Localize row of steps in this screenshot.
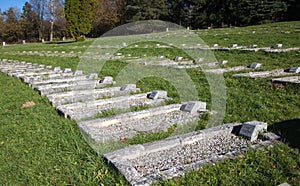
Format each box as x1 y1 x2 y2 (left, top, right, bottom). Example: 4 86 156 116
0 59 281 186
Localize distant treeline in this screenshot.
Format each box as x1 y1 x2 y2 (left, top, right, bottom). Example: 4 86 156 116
0 0 299 43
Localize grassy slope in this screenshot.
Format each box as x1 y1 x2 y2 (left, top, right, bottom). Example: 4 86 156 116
0 21 299 185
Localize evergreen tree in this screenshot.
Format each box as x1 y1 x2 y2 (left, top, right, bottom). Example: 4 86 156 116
20 2 39 41
3 8 22 43
65 0 96 41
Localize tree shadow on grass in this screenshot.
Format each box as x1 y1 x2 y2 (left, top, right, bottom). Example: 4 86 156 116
269 119 300 149
45 41 75 45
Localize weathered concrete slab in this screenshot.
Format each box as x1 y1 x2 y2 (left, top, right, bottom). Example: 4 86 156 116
47 85 140 106
30 74 100 88
272 76 300 85
78 104 204 143
104 122 279 186
36 80 112 96
56 92 168 121
202 66 247 74
233 68 292 78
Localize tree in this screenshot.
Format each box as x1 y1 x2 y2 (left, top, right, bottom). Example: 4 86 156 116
65 0 96 41
3 8 22 43
90 0 125 37
20 2 39 41
125 0 169 22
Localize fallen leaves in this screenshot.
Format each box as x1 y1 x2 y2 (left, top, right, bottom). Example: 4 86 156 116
21 101 36 108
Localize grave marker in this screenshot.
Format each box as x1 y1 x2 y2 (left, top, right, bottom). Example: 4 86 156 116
99 76 113 84
218 60 228 65
180 101 206 114
195 58 204 62
63 68 72 73
2 42 5 46
239 121 267 142
175 56 184 61
289 67 300 73
250 63 262 69
120 84 137 91
211 44 218 47
86 73 98 79
231 44 238 48
53 67 61 72
147 90 168 100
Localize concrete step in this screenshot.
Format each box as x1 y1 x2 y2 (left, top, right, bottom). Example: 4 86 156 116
56 92 168 121
46 85 140 106
104 122 279 186
78 103 203 144
35 80 111 96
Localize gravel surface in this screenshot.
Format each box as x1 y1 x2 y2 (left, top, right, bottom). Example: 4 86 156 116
130 132 253 176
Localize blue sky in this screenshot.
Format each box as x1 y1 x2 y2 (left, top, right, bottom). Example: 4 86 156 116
0 0 27 11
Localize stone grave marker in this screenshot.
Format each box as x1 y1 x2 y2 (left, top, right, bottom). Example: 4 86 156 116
147 90 168 100
211 44 218 47
73 70 83 76
180 101 206 114
122 42 127 47
289 66 300 73
218 60 228 65
63 68 72 73
195 58 204 62
274 43 283 48
86 73 98 79
2 42 5 46
239 121 267 142
99 76 113 84
157 56 164 59
231 44 238 48
250 44 258 48
175 56 184 61
120 84 137 91
23 40 26 44
250 63 262 69
53 67 61 72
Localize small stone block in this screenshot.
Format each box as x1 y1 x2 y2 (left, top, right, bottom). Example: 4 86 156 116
274 43 283 48
73 70 83 76
175 56 184 61
99 76 113 84
180 101 206 114
289 67 300 74
250 44 258 48
250 63 262 69
218 60 228 65
86 73 98 79
231 44 238 48
120 84 136 91
122 42 127 47
239 121 268 142
63 68 72 73
211 44 219 47
53 67 61 72
147 90 168 100
195 58 204 62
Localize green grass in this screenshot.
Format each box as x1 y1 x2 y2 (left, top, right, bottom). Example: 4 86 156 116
0 21 299 185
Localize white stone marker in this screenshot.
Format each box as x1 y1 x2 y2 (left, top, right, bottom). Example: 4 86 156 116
250 63 262 69
63 68 72 73
211 44 219 47
218 60 228 65
120 84 137 91
195 58 204 62
289 67 300 74
147 90 168 100
180 101 206 114
99 76 113 84
239 121 267 142
23 40 26 44
231 44 238 48
2 42 5 46
175 56 184 61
